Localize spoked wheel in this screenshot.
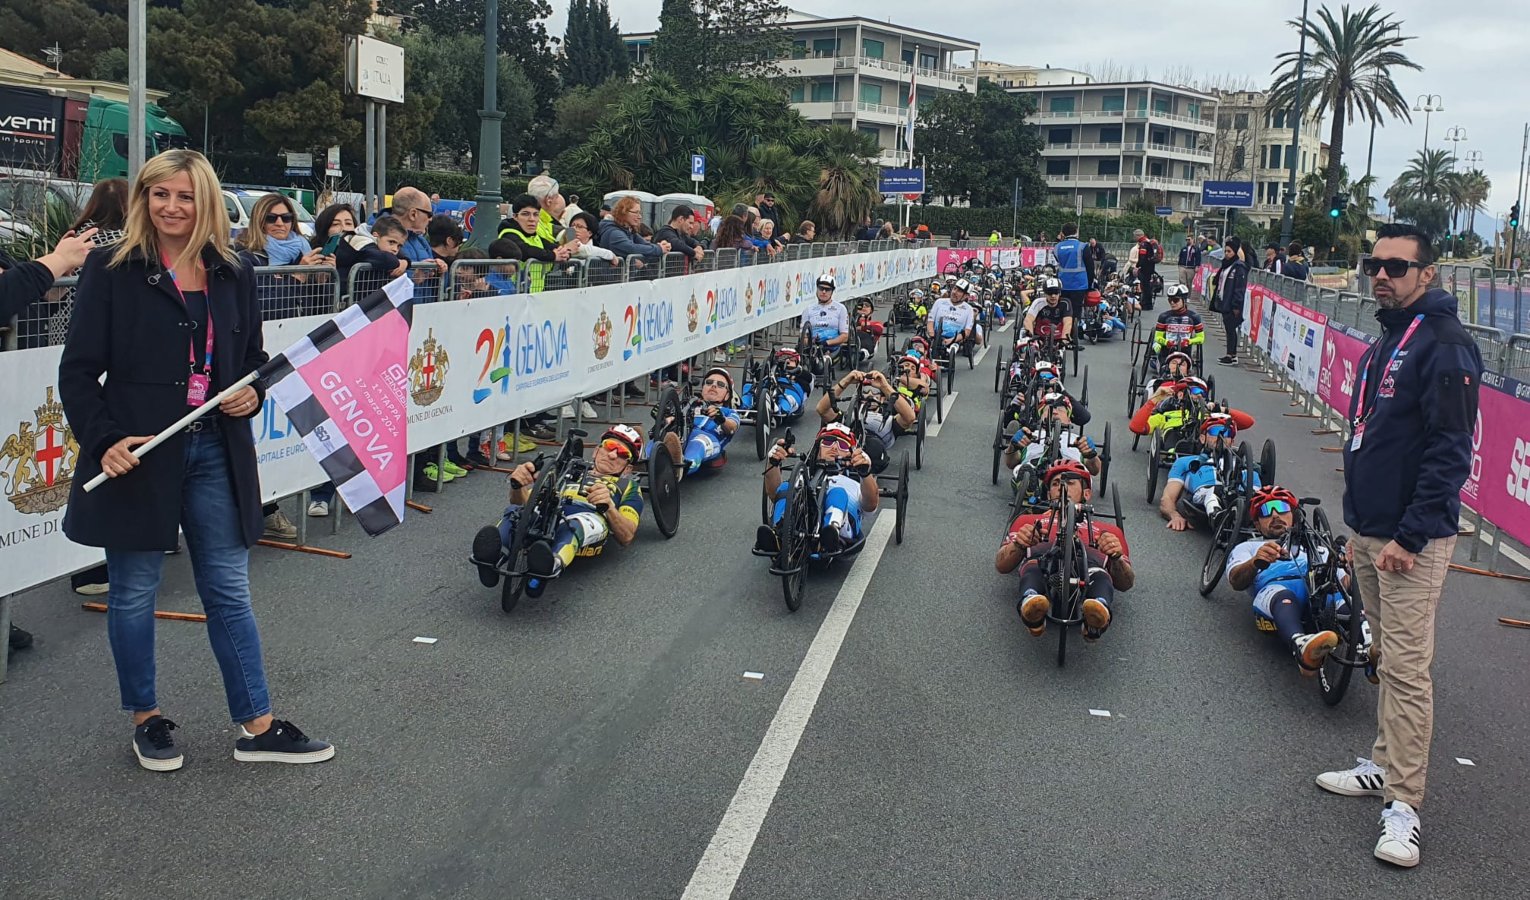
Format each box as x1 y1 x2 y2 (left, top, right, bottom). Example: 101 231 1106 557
1079 366 1089 408
1126 367 1141 417
650 386 684 448
1199 507 1240 597
1098 421 1112 492
503 468 553 613
934 373 945 423
991 417 1006 485
915 408 925 470
894 451 909 545
778 487 810 613
647 449 681 538
1260 438 1278 485
1056 500 1078 668
754 396 774 461
1145 432 1162 503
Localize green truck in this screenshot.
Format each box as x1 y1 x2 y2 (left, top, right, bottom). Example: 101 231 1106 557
0 86 189 181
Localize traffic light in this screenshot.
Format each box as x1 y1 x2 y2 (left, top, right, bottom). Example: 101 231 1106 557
1511 202 1522 229
1329 194 1347 219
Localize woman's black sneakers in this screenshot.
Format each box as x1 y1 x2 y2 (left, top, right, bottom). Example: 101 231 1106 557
234 719 336 764
133 715 184 772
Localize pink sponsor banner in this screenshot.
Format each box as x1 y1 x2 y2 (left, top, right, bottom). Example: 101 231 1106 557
1245 284 1264 347
1461 373 1530 549
297 310 411 498
1316 322 1373 417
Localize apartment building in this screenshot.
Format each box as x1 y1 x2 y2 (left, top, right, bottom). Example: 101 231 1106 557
1000 78 1219 213
971 61 1093 88
1211 89 1326 227
624 11 980 168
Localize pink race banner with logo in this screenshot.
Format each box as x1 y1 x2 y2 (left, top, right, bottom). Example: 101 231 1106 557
1461 372 1530 549
1315 322 1373 417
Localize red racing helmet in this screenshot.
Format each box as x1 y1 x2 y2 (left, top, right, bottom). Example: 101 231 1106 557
1043 459 1092 487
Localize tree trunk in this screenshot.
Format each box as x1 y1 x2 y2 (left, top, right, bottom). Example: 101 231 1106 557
1325 93 1346 203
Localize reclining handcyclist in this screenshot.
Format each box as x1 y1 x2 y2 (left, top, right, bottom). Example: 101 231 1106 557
997 460 1134 642
1129 375 1253 436
472 424 644 598
1160 413 1260 531
741 347 813 418
1226 486 1369 677
1151 284 1204 364
927 277 976 355
1001 360 1093 427
893 353 933 409
1004 391 1101 482
800 272 850 372
660 366 740 479
1023 277 1073 342
756 422 879 555
851 297 884 362
817 368 916 473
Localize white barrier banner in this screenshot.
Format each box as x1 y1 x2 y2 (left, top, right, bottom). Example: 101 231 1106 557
0 248 935 596
1267 296 1326 395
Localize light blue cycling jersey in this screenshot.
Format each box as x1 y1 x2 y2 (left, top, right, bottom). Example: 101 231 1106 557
801 300 849 343
1166 453 1263 495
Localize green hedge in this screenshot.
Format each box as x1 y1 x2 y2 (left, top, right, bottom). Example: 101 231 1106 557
874 204 1172 243
386 170 529 201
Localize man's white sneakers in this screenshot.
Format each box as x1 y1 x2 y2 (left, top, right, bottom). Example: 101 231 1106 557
1375 801 1422 867
1316 757 1386 797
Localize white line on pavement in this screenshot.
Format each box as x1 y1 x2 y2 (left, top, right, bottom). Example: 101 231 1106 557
926 393 958 438
681 511 897 900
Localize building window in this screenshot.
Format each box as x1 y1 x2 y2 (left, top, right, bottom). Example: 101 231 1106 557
813 38 836 57
1218 113 1232 129
860 83 883 105
790 84 805 103
1048 127 1073 145
1233 146 1246 169
1183 164 1194 180
862 39 884 59
1151 129 1168 145
1233 113 1249 130
1273 110 1286 129
1049 96 1075 114
1149 161 1165 177
1301 150 1307 172
1269 144 1282 169
1101 95 1125 112
1187 102 1199 118
792 40 807 59
811 81 835 103
1098 159 1120 176
1095 190 1118 208
1259 145 1267 168
1098 125 1122 143
858 126 881 141
1154 97 1171 114
920 53 937 70
1046 160 1071 176
902 48 915 66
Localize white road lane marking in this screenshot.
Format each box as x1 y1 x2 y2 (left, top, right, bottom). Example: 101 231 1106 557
1089 709 1112 718
926 393 958 438
681 512 897 900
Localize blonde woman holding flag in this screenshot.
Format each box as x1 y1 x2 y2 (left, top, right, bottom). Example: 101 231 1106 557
58 149 334 773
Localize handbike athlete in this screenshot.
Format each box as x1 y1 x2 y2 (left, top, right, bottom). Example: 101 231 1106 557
927 277 976 355
660 366 740 479
1225 486 1369 677
1004 391 1100 483
1023 277 1074 342
817 368 916 473
741 347 814 418
755 423 879 555
1150 284 1205 363
1160 413 1259 531
997 460 1134 642
472 424 645 598
800 273 850 374
1129 375 1253 437
850 297 885 362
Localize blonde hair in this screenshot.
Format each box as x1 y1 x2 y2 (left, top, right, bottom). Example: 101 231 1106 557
111 149 236 275
236 193 298 257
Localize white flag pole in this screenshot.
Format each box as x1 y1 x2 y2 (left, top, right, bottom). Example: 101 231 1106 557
82 370 261 493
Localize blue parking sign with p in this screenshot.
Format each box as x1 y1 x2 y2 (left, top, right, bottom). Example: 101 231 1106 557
691 154 705 181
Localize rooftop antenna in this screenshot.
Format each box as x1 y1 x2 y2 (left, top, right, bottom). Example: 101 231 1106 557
42 43 63 73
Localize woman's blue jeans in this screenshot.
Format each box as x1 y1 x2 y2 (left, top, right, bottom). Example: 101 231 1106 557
105 426 271 723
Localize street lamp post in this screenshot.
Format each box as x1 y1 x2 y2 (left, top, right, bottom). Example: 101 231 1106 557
1279 0 1309 247
1413 94 1443 154
470 0 506 250
1443 126 1467 256
128 0 146 181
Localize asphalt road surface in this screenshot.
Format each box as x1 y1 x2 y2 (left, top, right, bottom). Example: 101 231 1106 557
3 291 1527 900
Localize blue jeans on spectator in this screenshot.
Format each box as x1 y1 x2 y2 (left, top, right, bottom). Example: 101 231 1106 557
311 483 335 504
105 427 271 723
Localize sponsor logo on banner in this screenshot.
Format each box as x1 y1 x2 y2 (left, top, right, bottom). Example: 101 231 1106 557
474 317 514 403
744 283 753 316
706 286 740 334
408 328 449 407
686 293 699 333
2 387 75 516
516 317 571 388
621 300 673 360
593 307 614 360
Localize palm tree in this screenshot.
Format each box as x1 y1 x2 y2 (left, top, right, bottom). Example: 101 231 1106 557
1456 169 1491 237
1267 4 1421 204
810 153 879 239
1387 148 1456 208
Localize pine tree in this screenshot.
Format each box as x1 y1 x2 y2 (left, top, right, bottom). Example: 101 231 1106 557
561 0 630 89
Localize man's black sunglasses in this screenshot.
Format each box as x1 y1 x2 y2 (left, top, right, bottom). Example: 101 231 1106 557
1362 257 1426 278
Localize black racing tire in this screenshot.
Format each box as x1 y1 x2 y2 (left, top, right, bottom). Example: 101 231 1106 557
1099 421 1112 493
754 394 773 461
934 373 944 423
1260 438 1278 485
915 407 925 471
1199 509 1238 597
648 448 680 539
1126 367 1140 418
503 467 553 613
779 484 810 613
994 346 1005 394
992 417 1006 485
1056 498 1077 668
895 451 909 545
1146 432 1162 504
1080 366 1089 408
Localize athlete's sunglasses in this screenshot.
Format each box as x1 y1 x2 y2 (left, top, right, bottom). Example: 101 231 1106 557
1186 385 1207 396
1205 425 1233 438
702 378 730 389
821 437 853 453
600 438 634 460
1362 257 1425 278
1257 499 1292 517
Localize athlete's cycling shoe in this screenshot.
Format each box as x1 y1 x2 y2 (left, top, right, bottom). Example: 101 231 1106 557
1316 757 1387 797
1294 630 1339 676
471 526 503 588
527 540 559 579
1018 592 1049 636
754 525 778 554
662 432 685 469
1375 800 1422 868
1081 598 1111 642
818 526 842 554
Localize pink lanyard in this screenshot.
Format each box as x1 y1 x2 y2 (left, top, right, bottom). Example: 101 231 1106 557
1353 314 1423 425
163 252 213 377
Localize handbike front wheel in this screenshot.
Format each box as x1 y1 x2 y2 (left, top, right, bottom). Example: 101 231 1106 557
1199 509 1238 597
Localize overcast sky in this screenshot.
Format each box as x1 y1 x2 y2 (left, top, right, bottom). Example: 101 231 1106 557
555 1 1525 232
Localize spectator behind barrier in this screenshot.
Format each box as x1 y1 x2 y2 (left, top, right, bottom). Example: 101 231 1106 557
566 212 619 267
713 215 755 258
789 220 816 244
654 206 705 263
335 215 407 297
70 178 129 247
598 197 669 262
427 214 464 264
390 186 448 288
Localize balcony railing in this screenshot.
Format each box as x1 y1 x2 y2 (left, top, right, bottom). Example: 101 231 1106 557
1042 141 1124 153
834 100 908 118
1122 142 1213 159
832 55 977 87
1121 174 1204 189
1035 109 1126 120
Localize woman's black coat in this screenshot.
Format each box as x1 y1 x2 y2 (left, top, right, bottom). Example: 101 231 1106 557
1213 258 1249 323
58 248 268 551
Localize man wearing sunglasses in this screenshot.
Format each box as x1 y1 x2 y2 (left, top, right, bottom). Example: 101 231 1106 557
817 369 916 474
998 460 1133 642
1225 485 1358 676
1129 375 1253 437
741 348 813 419
1319 222 1482 869
1159 413 1257 531
927 278 977 352
801 273 850 361
756 423 878 554
471 424 645 599
1150 284 1204 362
1022 277 1073 344
1003 391 1100 485
660 367 740 479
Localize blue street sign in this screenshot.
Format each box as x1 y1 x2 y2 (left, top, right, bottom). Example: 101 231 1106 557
878 167 926 194
1154 206 1174 216
690 154 706 182
1200 181 1255 208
